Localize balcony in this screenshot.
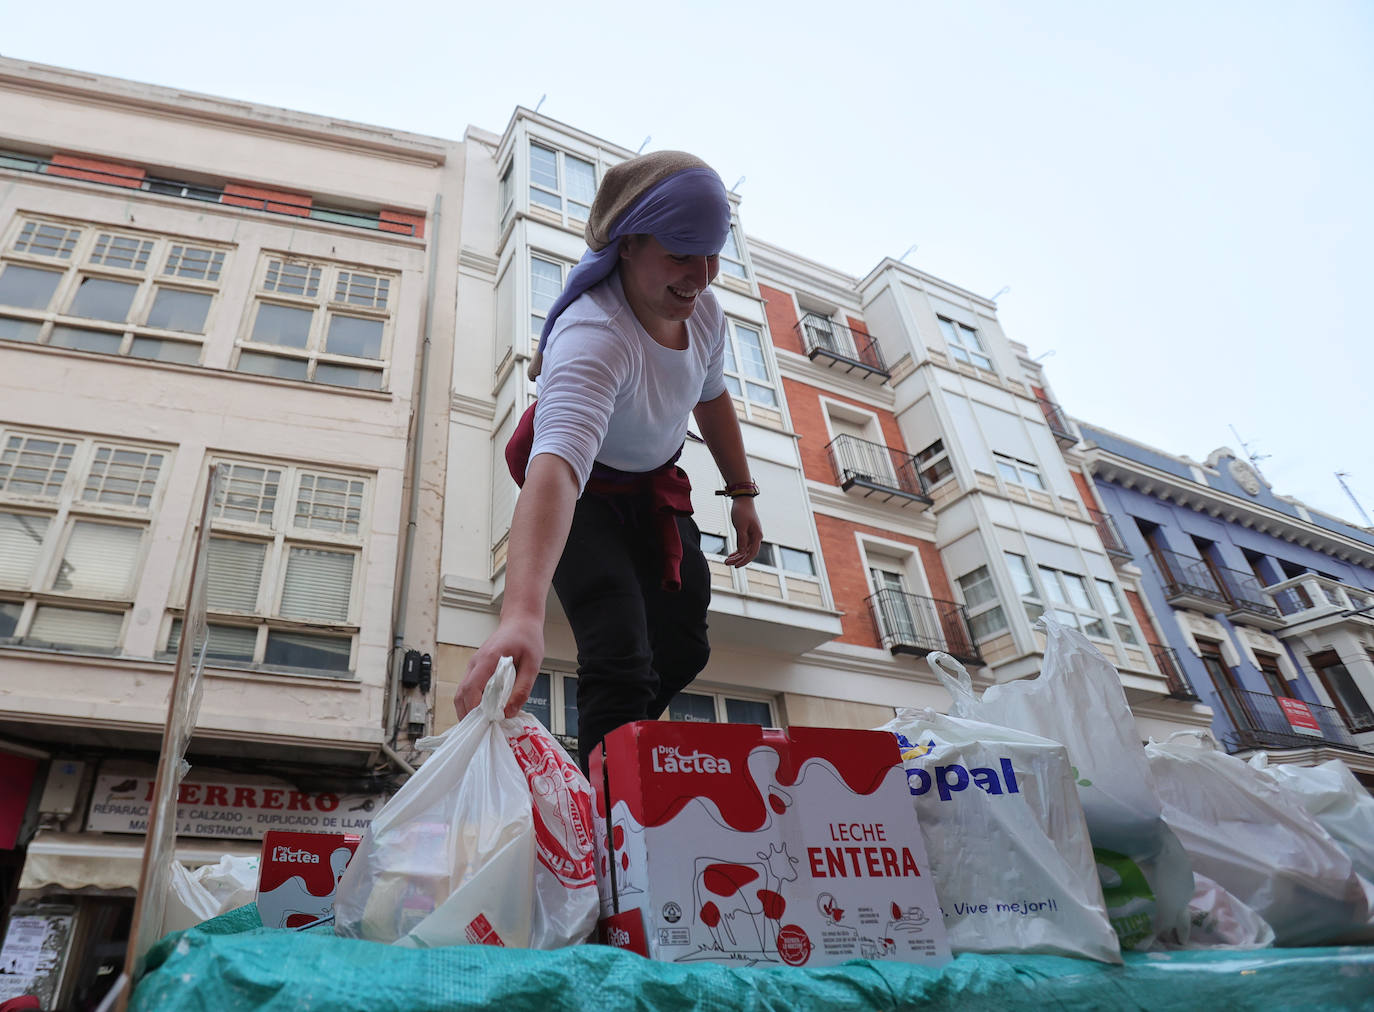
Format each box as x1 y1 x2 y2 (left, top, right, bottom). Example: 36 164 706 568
826 434 932 508
1151 644 1198 700
1087 508 1132 562
1036 397 1076 448
866 589 983 666
1148 550 1229 612
1226 690 1367 754
1212 565 1285 630
1267 574 1374 636
796 314 890 382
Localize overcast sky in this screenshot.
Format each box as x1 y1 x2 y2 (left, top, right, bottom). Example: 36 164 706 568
6 0 1371 524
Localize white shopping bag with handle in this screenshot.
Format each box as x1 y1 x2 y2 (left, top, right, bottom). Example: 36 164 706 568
333 657 598 949
929 617 1194 950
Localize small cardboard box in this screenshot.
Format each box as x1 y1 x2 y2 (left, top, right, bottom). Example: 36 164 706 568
257 830 361 929
591 722 950 968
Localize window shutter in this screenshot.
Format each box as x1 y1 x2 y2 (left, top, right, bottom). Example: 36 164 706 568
206 538 267 611
51 521 142 597
279 547 354 621
28 607 122 649
0 511 51 587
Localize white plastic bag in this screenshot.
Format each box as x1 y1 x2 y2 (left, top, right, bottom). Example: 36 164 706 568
1155 872 1275 950
161 854 259 936
1249 755 1374 882
333 657 598 949
930 618 1194 950
876 707 1121 962
1147 732 1374 946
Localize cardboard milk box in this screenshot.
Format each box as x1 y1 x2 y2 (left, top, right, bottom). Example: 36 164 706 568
591 721 950 968
257 830 361 929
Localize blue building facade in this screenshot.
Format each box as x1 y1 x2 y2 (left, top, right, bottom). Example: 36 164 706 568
1078 424 1374 778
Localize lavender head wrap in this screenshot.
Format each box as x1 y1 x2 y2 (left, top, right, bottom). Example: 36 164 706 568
527 150 731 379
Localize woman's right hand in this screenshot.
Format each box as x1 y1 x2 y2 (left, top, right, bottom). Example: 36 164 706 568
455 613 546 720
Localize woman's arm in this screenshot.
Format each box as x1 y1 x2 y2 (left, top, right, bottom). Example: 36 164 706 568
455 452 579 719
693 391 763 567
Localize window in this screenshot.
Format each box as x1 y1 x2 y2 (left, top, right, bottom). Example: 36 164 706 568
165 459 371 675
667 689 775 726
717 225 748 280
528 142 597 223
937 316 993 370
752 542 816 576
723 318 778 413
529 253 569 345
0 428 167 652
1308 651 1374 733
993 453 1045 491
523 669 581 751
1198 640 1252 732
1004 552 1042 623
236 255 395 389
1094 578 1139 644
498 159 515 234
1038 565 1107 637
699 532 728 557
1254 653 1291 698
956 565 1007 641
915 439 953 487
0 217 230 362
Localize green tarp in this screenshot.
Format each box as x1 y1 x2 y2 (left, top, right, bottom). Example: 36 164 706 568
132 906 1374 1011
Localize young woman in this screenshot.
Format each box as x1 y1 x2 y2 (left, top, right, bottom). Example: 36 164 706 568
455 150 762 768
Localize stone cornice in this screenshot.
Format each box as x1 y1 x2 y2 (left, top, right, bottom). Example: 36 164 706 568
1083 444 1374 567
450 392 496 421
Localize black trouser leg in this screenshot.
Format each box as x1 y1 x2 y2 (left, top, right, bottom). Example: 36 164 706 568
552 495 710 772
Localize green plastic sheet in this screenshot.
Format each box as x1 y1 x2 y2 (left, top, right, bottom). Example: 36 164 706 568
132 905 1374 1012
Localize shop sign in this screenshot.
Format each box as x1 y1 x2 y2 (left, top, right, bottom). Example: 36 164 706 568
85 773 385 840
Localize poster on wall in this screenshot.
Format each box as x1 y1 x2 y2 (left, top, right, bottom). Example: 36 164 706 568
86 771 386 841
1277 697 1323 737
0 909 74 1006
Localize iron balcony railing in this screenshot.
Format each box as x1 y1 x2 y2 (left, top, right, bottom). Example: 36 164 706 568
1212 564 1282 624
1227 690 1366 753
796 313 890 380
1087 507 1132 561
826 434 931 507
1148 549 1229 609
0 148 419 236
1151 644 1198 700
1036 397 1076 447
867 589 983 665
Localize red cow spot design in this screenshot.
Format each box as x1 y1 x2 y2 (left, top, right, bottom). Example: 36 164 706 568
768 792 787 815
700 901 721 928
757 889 785 921
612 825 625 848
891 902 902 920
703 863 760 897
620 852 630 871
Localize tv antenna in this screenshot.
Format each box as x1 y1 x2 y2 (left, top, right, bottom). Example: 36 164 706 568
1335 472 1373 527
898 244 919 262
1228 424 1270 479
534 94 547 114
636 136 652 154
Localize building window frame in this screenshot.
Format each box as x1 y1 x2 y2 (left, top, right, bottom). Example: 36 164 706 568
937 316 994 371
0 215 231 364
528 251 572 350
914 438 953 487
523 667 581 751
717 224 749 280
163 457 373 676
722 317 780 420
956 564 1008 642
0 427 170 653
234 254 396 391
666 687 777 726
527 140 598 227
993 452 1046 491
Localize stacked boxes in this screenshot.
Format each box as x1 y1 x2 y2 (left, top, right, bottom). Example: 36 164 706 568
591 722 950 968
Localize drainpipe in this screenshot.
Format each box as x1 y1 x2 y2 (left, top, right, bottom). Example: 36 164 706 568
387 192 442 755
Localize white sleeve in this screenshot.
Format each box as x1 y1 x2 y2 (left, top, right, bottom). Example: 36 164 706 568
530 319 635 493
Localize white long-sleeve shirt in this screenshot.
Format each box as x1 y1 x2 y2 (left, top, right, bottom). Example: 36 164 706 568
531 270 727 493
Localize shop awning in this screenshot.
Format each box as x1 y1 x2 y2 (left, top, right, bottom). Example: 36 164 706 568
19 831 261 892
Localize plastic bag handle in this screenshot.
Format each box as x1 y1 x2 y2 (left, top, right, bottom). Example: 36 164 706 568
928 651 979 712
413 656 519 752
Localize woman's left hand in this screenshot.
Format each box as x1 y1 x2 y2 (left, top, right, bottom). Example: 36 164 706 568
725 496 763 567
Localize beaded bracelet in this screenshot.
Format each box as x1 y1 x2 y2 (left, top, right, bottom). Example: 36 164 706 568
715 481 760 499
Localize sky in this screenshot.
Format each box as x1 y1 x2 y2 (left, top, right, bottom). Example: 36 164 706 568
5 0 1371 523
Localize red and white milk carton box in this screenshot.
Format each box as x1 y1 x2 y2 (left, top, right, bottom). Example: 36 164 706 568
590 722 950 968
257 831 361 929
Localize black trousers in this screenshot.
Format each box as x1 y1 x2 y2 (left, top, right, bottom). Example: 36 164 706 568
551 491 711 772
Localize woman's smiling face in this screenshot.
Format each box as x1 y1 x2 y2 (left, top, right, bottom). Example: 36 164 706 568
618 234 720 339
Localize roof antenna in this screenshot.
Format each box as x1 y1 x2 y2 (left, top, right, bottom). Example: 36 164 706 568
731 175 746 192
534 94 547 114
1335 471 1374 527
991 285 1010 302
636 135 652 154
1228 424 1270 480
898 244 919 262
